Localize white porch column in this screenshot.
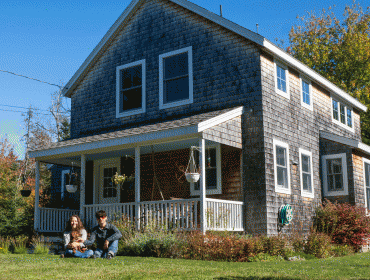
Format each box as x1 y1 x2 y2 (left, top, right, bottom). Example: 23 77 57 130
80 154 86 222
34 160 40 232
199 138 206 234
135 146 140 230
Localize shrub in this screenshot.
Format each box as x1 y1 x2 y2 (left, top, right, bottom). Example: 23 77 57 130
11 235 29 254
261 235 287 256
331 244 354 257
314 199 370 251
31 236 50 255
0 237 11 254
304 231 332 258
290 233 306 253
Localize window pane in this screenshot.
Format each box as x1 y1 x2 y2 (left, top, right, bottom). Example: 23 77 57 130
340 104 346 124
334 174 343 190
332 100 339 120
277 65 286 92
301 154 310 173
332 159 342 174
277 166 287 188
366 163 370 187
303 173 312 192
164 76 189 103
276 146 286 166
164 53 188 80
121 87 142 112
302 80 310 105
121 66 142 89
206 148 216 168
206 168 217 189
328 175 334 191
347 108 352 127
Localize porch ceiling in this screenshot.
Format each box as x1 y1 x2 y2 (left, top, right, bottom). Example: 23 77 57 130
29 106 243 164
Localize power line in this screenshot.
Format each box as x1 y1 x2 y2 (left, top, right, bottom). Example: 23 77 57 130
0 108 52 116
0 69 62 88
0 104 50 112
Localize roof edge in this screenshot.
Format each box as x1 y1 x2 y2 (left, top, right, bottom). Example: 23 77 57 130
320 131 370 155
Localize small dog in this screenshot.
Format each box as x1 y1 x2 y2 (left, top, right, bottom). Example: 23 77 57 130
69 231 87 253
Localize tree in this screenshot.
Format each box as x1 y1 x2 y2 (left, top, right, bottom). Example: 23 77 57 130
289 1 370 143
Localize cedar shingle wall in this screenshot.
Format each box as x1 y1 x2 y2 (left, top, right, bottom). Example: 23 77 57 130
260 52 361 235
203 116 242 148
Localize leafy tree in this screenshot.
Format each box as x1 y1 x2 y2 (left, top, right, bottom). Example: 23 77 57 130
289 1 370 143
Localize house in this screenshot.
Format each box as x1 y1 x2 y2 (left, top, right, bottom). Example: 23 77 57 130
29 0 370 236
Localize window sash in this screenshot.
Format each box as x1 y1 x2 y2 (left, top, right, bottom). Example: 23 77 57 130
302 80 310 105
301 154 312 192
103 167 117 198
276 145 288 188
119 65 143 113
340 104 346 124
347 108 352 128
332 100 339 120
326 158 344 191
276 65 286 92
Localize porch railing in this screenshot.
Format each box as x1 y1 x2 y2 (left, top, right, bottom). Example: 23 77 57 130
206 198 243 231
38 208 79 232
37 198 244 232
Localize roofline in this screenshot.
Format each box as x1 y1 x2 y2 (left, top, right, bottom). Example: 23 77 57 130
320 131 370 156
61 0 367 112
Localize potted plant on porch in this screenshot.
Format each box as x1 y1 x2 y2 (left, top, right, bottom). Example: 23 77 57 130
66 163 80 193
184 146 200 183
20 174 31 197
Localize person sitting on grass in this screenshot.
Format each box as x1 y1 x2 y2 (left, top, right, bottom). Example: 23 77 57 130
61 215 93 258
84 210 122 259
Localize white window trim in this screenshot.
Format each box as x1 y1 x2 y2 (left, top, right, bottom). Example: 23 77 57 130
190 143 222 196
331 97 354 133
273 139 291 194
299 148 314 198
116 59 146 118
159 46 193 109
300 76 313 111
362 157 370 213
322 153 348 196
61 169 70 201
274 59 290 100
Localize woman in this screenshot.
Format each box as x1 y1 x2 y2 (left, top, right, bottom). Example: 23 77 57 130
61 215 93 258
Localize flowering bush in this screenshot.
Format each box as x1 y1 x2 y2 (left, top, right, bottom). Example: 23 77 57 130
314 199 370 251
304 231 332 258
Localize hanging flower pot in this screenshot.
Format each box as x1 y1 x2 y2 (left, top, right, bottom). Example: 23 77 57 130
20 190 31 197
66 184 78 193
185 172 200 183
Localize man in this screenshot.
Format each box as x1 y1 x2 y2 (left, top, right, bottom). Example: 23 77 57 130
84 210 122 259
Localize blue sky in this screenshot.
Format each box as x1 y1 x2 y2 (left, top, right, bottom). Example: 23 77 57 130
0 0 366 159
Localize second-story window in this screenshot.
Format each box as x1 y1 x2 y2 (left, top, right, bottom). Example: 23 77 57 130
301 77 313 110
274 60 289 99
332 98 353 131
159 46 193 109
116 60 146 118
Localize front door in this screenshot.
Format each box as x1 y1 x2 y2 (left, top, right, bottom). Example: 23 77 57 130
99 163 120 204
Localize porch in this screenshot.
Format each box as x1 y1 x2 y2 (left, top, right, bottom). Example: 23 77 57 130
36 198 243 232
30 107 245 233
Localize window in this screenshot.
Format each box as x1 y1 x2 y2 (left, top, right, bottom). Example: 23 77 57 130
299 149 314 198
331 98 354 131
274 60 289 99
116 59 146 118
103 167 118 198
159 47 193 109
301 77 313 110
190 144 221 196
363 158 370 211
273 139 291 194
322 153 348 196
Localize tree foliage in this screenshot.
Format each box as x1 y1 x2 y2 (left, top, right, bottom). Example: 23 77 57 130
289 1 370 143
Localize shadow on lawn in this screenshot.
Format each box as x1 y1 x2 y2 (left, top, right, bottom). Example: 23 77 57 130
215 277 301 280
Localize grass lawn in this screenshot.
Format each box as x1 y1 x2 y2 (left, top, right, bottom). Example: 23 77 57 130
1 253 370 280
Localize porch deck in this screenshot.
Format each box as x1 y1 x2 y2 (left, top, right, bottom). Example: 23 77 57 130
37 198 243 232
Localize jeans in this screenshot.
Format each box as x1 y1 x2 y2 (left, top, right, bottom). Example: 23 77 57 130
65 249 94 258
94 240 118 258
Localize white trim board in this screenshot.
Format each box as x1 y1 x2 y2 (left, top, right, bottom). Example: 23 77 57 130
61 0 366 113
320 131 370 156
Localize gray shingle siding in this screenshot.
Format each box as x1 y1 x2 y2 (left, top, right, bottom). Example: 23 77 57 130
70 0 261 139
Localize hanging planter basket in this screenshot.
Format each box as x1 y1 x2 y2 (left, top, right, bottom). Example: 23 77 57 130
185 146 200 183
20 190 31 197
66 184 78 193
185 172 200 183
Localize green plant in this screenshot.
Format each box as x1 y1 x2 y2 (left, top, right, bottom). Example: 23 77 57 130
11 235 29 254
331 244 354 257
32 236 50 255
0 237 11 254
304 231 332 258
261 235 287 256
248 252 284 262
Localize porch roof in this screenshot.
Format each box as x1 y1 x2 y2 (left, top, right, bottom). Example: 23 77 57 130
29 106 243 161
320 131 370 156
